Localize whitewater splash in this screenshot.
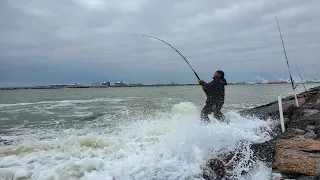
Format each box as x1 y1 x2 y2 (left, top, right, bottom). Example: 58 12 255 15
0 102 274 180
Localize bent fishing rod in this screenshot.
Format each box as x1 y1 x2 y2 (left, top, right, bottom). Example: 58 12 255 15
276 16 308 99
142 34 201 81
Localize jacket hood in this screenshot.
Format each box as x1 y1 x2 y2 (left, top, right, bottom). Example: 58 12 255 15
213 77 227 85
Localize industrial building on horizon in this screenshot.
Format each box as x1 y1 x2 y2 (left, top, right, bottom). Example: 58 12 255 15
91 80 142 87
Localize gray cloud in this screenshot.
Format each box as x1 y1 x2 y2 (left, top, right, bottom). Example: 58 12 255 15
1 0 320 86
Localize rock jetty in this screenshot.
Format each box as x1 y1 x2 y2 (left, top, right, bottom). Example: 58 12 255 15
203 86 320 180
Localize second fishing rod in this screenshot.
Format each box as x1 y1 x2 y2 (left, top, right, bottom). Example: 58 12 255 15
276 16 308 105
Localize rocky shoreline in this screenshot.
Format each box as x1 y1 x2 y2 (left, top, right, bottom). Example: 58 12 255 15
203 86 320 180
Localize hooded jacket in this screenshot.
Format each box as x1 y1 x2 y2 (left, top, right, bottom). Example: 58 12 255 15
199 77 227 103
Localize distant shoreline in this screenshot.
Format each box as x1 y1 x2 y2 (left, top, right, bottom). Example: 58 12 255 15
0 84 196 90
1 82 319 90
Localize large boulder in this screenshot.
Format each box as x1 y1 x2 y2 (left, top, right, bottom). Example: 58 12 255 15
272 138 320 176
273 148 316 176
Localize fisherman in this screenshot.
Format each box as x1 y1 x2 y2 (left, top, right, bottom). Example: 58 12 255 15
198 70 227 122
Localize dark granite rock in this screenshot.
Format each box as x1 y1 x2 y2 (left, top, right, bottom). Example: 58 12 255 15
296 175 320 180
315 125 320 139
203 158 226 180
250 139 276 163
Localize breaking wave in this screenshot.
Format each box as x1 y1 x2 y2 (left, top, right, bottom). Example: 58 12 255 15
0 102 275 180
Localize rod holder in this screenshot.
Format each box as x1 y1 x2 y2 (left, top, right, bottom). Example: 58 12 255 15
278 95 285 133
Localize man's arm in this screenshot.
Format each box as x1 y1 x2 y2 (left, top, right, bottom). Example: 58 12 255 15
198 79 217 90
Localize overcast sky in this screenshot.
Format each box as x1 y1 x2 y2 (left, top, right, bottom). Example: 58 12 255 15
1 0 320 86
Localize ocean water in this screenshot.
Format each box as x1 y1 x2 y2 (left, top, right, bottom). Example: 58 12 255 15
0 84 319 180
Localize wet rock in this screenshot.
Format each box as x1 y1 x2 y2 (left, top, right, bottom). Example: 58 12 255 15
305 130 317 139
278 128 306 139
203 166 218 180
281 175 320 180
315 125 320 139
299 97 308 105
250 139 276 163
307 89 320 104
203 158 226 180
268 108 281 119
304 109 320 117
296 176 320 180
307 125 316 131
291 109 305 120
305 126 317 139
239 101 280 120
288 128 306 135
285 117 320 133
284 117 290 123
283 104 298 119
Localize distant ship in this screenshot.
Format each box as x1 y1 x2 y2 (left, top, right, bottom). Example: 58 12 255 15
266 81 287 84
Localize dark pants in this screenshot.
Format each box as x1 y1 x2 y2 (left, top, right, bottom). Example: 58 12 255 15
201 101 224 122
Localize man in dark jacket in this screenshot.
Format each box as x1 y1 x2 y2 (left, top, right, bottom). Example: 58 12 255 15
198 70 227 122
